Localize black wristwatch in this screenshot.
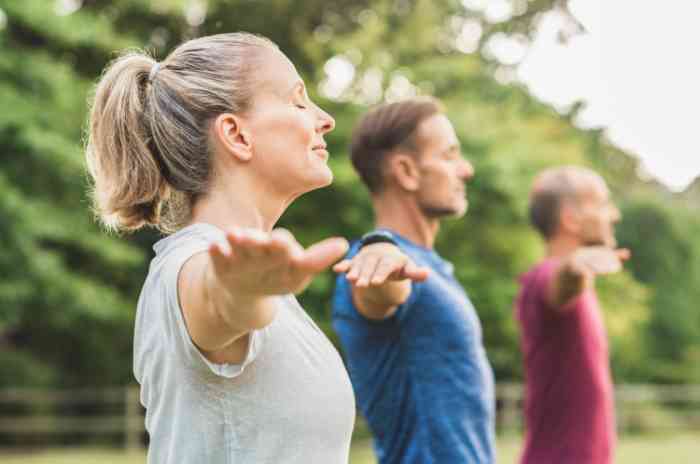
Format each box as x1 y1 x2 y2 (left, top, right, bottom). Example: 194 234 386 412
359 230 398 249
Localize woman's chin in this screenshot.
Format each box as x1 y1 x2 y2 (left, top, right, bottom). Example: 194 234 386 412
299 166 333 193
313 165 334 188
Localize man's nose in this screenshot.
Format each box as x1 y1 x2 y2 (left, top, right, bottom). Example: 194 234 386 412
459 159 475 181
611 205 621 222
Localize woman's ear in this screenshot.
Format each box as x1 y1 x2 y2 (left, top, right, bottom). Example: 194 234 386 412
388 153 421 192
212 113 253 162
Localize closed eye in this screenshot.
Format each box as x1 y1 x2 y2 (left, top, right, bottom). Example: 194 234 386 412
443 146 461 160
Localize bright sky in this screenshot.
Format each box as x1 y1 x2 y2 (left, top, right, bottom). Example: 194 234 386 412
516 0 700 191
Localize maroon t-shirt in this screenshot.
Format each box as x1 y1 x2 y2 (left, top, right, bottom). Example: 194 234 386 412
515 258 616 464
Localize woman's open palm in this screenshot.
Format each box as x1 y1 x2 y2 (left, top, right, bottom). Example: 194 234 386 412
208 228 349 297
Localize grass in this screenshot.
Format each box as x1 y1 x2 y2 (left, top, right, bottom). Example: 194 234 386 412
351 434 700 463
1 435 699 463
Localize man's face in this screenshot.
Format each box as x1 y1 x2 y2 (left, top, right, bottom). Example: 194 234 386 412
573 180 621 248
412 114 474 219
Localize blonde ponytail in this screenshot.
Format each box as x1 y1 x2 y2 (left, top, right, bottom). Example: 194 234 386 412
87 53 167 231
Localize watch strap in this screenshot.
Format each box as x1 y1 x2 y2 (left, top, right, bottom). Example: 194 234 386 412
359 230 398 249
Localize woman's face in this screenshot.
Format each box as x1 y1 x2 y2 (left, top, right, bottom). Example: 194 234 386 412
242 48 335 198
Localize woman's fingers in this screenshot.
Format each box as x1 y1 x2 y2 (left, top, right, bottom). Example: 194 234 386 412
333 259 352 273
210 230 348 296
224 227 302 263
269 228 303 261
296 237 349 274
228 229 347 274
225 228 266 260
208 242 232 270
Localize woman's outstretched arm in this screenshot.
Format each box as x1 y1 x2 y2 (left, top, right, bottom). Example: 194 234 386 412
178 227 348 364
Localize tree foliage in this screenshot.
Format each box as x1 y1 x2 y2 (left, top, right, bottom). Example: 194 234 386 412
0 0 697 388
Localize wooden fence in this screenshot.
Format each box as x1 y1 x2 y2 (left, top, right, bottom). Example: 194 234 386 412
1 383 699 450
0 386 143 451
497 383 700 434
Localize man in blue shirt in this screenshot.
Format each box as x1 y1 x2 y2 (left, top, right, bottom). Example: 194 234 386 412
332 98 496 463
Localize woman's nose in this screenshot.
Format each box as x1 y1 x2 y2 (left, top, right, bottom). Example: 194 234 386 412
317 107 335 134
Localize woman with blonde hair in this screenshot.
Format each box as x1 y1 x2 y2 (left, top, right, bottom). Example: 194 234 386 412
86 32 355 463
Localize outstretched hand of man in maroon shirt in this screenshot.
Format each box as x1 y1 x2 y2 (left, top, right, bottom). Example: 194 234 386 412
570 246 630 275
548 247 631 309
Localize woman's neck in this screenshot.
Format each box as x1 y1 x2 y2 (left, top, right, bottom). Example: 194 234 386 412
190 175 293 232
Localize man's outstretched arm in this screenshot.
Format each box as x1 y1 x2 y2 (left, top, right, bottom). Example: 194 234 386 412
546 246 630 311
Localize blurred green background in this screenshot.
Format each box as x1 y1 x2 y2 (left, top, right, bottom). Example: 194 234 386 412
0 0 698 460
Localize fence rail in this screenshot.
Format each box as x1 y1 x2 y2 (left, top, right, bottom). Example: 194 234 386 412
1 383 699 449
0 386 144 451
496 383 700 434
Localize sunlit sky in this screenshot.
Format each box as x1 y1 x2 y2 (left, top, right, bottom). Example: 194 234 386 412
517 0 700 191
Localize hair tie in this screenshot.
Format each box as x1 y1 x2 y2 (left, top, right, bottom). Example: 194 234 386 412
148 62 161 83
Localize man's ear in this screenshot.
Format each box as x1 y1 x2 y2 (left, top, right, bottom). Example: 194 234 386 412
388 153 421 192
559 201 581 235
212 113 253 162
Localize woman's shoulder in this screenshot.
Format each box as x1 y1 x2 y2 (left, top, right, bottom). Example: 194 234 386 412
152 222 224 258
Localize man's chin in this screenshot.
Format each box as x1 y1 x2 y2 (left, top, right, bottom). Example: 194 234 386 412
583 238 616 248
421 203 468 219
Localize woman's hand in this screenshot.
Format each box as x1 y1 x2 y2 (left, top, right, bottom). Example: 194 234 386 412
209 227 349 297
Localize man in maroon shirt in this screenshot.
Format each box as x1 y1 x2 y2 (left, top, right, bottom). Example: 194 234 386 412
516 166 630 464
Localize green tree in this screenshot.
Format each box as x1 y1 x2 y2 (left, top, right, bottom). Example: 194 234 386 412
0 0 697 391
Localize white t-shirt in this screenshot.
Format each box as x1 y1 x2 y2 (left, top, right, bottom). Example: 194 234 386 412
133 223 356 463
